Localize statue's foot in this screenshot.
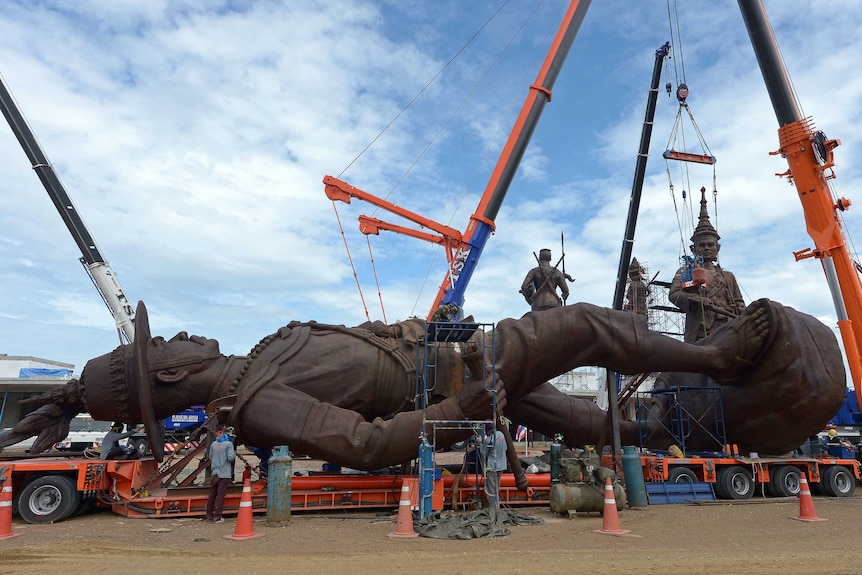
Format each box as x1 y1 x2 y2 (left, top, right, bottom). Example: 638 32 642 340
708 298 773 383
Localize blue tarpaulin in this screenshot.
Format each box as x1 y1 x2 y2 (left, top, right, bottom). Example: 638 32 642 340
18 368 72 378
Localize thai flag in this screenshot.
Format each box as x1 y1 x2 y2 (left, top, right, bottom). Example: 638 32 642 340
515 425 528 442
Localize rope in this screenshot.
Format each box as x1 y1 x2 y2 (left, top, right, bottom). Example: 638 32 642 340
331 200 371 321
662 0 719 261
408 0 563 315
366 236 387 324
337 1 512 180
665 0 684 87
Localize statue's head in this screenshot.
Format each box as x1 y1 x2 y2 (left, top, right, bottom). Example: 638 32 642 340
539 248 552 262
79 301 222 461
690 187 721 262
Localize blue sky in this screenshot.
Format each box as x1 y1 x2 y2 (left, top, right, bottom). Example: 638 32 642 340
1 0 861 378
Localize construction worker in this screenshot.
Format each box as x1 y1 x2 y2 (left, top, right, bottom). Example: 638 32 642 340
100 422 137 460
205 424 236 523
481 422 507 512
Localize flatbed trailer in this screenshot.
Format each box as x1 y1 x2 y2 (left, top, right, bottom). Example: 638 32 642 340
603 450 860 500
2 450 550 524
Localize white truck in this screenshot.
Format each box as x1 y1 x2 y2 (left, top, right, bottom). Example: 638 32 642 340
53 414 113 451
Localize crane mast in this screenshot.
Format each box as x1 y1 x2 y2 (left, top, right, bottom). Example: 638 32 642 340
0 76 135 343
739 0 862 407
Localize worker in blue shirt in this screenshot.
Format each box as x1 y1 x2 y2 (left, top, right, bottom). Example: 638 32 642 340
481 422 507 512
205 424 236 523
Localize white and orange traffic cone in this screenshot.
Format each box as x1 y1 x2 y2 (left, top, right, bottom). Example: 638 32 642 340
388 477 418 538
224 476 266 540
593 476 631 536
0 467 22 540
791 474 827 522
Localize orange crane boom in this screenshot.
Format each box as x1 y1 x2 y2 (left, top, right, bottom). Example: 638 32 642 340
739 0 862 408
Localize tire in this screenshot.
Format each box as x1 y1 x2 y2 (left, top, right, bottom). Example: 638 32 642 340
715 466 754 500
73 496 98 517
667 467 698 483
767 466 801 497
18 475 82 524
820 466 855 497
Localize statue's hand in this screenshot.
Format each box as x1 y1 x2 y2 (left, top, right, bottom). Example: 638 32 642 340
457 372 506 419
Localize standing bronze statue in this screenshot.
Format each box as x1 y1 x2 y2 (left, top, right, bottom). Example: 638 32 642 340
520 248 573 311
670 188 745 342
0 297 846 467
625 257 649 317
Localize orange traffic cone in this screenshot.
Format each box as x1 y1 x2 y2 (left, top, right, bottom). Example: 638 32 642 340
224 476 266 540
388 477 418 538
0 469 23 540
791 474 827 522
593 477 631 536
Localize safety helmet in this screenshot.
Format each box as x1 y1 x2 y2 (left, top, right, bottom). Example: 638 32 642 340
225 426 237 439
827 429 838 438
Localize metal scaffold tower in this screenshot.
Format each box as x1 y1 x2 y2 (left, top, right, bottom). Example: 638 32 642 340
416 321 498 517
647 279 685 341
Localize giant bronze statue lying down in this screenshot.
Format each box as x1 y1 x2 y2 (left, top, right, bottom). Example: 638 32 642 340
0 298 846 469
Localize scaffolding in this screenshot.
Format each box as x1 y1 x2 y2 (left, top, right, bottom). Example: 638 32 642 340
416 321 498 516
647 278 685 340
615 267 685 416
635 386 727 456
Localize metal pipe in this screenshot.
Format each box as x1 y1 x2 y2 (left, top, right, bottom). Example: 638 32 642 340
737 0 803 126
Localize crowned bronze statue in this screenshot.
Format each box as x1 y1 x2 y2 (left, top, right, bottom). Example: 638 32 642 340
670 188 745 342
625 257 649 316
0 297 846 468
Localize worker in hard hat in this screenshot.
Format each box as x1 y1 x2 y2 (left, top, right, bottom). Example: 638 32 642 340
100 422 138 460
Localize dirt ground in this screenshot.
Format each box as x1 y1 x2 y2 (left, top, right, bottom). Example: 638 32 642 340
3 483 862 575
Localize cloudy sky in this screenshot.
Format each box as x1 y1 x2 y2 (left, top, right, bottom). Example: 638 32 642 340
1 0 861 380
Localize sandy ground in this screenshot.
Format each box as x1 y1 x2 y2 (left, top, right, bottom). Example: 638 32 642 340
3 484 862 575
3 446 861 574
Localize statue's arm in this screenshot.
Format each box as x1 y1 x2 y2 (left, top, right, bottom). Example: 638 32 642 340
519 270 535 302
557 271 569 300
668 269 698 311
728 272 746 311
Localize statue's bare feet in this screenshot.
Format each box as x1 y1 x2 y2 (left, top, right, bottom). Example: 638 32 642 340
707 299 772 383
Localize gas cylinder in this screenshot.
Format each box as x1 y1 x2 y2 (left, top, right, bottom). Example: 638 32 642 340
265 445 292 526
622 445 648 508
549 481 627 514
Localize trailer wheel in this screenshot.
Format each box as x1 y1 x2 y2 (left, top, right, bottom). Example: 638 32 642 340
767 465 801 497
820 466 854 497
667 467 698 483
18 475 81 524
73 496 98 517
715 465 754 500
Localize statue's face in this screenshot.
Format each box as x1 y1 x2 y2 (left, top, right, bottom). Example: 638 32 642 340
694 237 719 261
148 332 221 374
